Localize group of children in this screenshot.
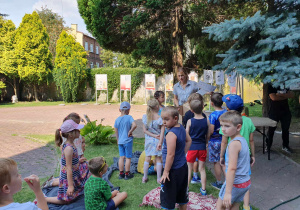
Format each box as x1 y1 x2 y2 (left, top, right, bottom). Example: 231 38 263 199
0 90 254 210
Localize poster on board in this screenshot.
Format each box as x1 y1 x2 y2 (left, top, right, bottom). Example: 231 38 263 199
189 71 198 82
197 81 217 95
120 75 131 90
145 74 156 90
215 71 224 85
165 74 173 91
95 74 107 90
227 71 236 87
204 70 214 83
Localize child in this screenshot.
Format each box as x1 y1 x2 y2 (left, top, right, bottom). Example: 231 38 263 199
183 93 207 184
154 91 165 116
0 158 48 210
46 119 85 204
159 106 192 210
84 157 127 210
142 99 165 183
186 100 210 195
220 94 255 210
209 93 226 190
217 111 251 210
114 101 137 180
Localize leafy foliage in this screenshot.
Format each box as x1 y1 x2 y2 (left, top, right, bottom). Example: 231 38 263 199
0 81 6 95
80 115 115 145
54 31 88 102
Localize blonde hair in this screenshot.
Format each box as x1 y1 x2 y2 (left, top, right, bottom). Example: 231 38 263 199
146 99 159 124
187 93 203 104
161 106 179 119
0 158 17 189
88 157 107 177
190 100 203 114
219 110 243 126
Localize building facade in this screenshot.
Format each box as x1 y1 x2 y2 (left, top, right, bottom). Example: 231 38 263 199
69 24 103 68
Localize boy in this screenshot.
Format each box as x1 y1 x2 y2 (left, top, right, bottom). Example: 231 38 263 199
182 93 207 184
220 94 255 210
114 101 137 180
0 158 48 210
85 157 127 210
217 111 251 210
159 106 192 210
209 93 226 190
186 100 210 195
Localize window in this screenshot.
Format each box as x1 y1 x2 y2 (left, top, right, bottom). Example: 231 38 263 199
90 62 94 68
90 43 94 53
96 46 99 54
85 42 88 51
96 62 99 68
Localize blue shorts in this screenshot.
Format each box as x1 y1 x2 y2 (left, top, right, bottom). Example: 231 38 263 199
106 199 115 210
118 141 133 158
208 139 221 162
219 181 251 204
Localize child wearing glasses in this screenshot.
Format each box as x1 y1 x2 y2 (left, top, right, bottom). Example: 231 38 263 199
85 157 127 210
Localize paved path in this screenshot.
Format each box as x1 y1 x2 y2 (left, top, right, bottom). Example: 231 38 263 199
0 104 300 209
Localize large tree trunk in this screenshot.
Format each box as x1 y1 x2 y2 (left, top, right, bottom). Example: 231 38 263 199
33 84 39 102
262 83 270 117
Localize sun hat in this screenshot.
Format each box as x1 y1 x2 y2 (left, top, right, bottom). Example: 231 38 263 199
120 101 131 110
60 119 84 133
222 94 244 110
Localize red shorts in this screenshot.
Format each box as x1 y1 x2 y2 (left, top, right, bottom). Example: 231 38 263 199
186 150 207 162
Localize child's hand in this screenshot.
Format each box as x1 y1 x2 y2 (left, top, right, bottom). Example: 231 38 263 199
67 185 74 197
156 143 162 151
128 131 133 137
220 157 225 166
250 156 255 167
24 174 41 194
79 157 87 163
222 192 232 209
160 171 170 183
154 134 160 140
112 190 119 197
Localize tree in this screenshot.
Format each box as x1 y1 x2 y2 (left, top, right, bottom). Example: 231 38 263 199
15 11 53 101
204 0 300 116
36 7 68 63
0 19 19 97
54 31 87 102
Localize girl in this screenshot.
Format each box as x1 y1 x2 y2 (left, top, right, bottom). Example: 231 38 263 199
154 91 165 116
142 99 165 184
46 119 84 204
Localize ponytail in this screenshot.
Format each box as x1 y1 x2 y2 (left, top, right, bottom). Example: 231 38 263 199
55 129 63 147
146 99 159 125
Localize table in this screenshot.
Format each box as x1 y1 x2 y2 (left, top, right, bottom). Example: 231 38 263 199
249 117 277 160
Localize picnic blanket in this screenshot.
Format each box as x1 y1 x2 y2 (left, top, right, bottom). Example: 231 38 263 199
140 187 217 210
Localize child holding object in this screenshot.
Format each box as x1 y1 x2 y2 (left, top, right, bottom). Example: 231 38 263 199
84 157 127 210
0 158 48 210
46 119 85 204
142 99 165 183
114 102 137 180
158 106 192 210
185 100 210 195
217 111 251 210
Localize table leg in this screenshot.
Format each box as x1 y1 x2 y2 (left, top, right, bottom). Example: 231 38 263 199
265 126 271 160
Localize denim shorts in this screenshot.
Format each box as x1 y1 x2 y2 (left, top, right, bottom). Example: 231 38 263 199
106 199 115 210
219 181 251 204
118 141 133 158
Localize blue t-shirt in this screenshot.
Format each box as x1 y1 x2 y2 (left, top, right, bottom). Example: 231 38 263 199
173 80 198 106
189 118 208 150
114 115 134 144
209 109 226 140
0 202 40 210
162 124 186 170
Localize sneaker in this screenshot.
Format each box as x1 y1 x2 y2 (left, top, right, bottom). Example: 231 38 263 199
282 146 292 154
243 206 252 210
142 177 148 183
191 176 201 184
125 172 134 180
200 188 207 196
210 182 222 190
118 173 125 179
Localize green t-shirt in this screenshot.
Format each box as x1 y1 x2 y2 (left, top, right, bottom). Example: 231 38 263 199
219 116 256 154
84 176 112 210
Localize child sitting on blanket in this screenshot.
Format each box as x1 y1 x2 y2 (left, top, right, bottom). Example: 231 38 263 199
0 158 48 210
85 157 127 210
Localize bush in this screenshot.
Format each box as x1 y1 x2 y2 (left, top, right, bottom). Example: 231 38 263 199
289 91 300 117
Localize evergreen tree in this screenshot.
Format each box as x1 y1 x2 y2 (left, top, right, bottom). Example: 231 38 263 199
15 11 52 101
54 31 87 102
204 0 300 116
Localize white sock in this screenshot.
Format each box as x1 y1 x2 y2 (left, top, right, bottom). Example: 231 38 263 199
217 180 222 185
156 162 163 181
143 162 149 179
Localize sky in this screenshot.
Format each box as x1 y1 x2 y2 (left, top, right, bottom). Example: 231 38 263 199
0 0 91 35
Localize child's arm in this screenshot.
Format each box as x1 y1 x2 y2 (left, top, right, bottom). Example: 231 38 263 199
64 146 75 196
128 121 137 137
114 128 119 143
143 124 160 139
223 141 241 209
185 132 192 154
220 135 228 166
249 133 255 166
209 124 215 137
157 125 165 151
206 118 211 144
185 119 191 134
111 190 119 198
160 132 177 183
24 175 49 210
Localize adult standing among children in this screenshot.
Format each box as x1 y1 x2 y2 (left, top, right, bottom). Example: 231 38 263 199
267 83 294 153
